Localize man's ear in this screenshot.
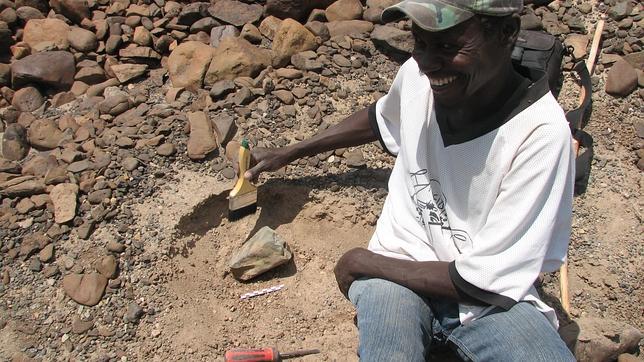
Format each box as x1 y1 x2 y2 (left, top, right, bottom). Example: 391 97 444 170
500 14 521 49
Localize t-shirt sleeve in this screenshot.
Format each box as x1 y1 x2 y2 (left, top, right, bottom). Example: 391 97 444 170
450 122 575 310
368 60 410 156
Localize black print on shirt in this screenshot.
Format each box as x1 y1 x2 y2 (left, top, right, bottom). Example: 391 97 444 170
409 169 472 253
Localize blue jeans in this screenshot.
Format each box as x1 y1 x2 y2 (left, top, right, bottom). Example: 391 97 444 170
348 278 575 362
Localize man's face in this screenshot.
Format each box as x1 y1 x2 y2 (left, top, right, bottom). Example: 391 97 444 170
411 18 507 109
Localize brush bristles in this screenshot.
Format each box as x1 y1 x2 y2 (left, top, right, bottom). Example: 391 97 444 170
228 203 257 221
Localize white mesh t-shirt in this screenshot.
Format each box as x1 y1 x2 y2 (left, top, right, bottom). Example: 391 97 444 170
367 58 575 328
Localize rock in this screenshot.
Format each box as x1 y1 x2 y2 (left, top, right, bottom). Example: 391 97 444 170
275 68 303 79
156 143 175 156
326 0 363 21
2 124 29 161
0 21 14 53
273 89 294 104
333 53 351 67
370 25 413 55
23 154 57 177
106 240 125 253
212 114 236 145
16 198 35 213
0 176 46 197
95 255 117 279
0 63 10 87
606 59 638 97
344 149 365 167
49 0 89 24
125 302 144 322
22 18 70 50
259 15 282 40
229 226 292 281
560 318 642 362
167 41 213 90
86 78 119 97
265 0 334 22
119 46 161 60
110 63 148 83
305 20 330 41
520 12 542 30
38 243 54 262
291 50 323 71
75 66 106 85
240 23 262 44
608 1 633 21
209 79 236 99
187 111 218 160
68 27 97 52
71 317 93 334
618 354 643 362
11 51 75 90
27 118 63 150
209 0 263 27
11 86 43 112
98 93 131 116
272 18 317 68
62 272 107 306
205 37 271 85
210 25 239 48
327 20 373 37
122 157 139 171
50 183 78 224
133 26 152 46
16 0 49 14
51 91 75 107
623 51 644 71
178 2 209 26
190 17 220 34
87 188 111 203
105 34 122 54
16 6 44 22
76 219 94 239
564 34 589 60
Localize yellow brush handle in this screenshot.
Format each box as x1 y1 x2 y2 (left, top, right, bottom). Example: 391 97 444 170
230 141 256 197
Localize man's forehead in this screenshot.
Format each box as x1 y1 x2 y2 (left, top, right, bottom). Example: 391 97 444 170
411 17 476 38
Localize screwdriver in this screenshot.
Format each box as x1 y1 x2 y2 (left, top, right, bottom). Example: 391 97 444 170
224 347 320 362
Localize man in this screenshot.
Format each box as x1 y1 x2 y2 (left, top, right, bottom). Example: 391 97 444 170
242 0 575 360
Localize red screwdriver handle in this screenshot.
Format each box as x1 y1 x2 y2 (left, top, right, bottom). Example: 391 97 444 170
224 348 279 362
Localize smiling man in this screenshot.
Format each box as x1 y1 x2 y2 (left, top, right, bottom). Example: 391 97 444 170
242 0 576 360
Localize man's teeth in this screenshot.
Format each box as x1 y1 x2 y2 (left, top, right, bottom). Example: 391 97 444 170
430 76 457 86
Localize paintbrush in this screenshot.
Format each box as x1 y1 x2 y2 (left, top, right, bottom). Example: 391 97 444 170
228 139 257 221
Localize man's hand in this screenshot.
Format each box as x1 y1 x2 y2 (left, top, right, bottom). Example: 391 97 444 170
244 147 293 180
226 141 294 181
334 248 376 298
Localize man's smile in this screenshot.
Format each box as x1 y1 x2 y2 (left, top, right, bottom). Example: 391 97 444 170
428 75 458 88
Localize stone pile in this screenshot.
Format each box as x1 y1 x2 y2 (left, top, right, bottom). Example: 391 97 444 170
0 0 641 359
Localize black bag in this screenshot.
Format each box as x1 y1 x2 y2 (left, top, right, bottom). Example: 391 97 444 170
511 30 594 195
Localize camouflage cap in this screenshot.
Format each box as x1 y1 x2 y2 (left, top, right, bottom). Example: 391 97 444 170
382 0 523 31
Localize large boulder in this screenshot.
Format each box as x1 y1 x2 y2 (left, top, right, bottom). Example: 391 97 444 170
22 18 70 50
67 26 97 52
49 0 89 24
272 18 317 68
11 51 75 90
204 37 271 85
325 0 363 21
167 41 214 90
209 0 263 27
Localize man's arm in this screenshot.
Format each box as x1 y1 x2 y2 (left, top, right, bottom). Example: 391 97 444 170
244 106 377 179
334 248 485 305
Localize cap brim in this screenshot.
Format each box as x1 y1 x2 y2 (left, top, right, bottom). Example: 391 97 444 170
381 0 475 32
